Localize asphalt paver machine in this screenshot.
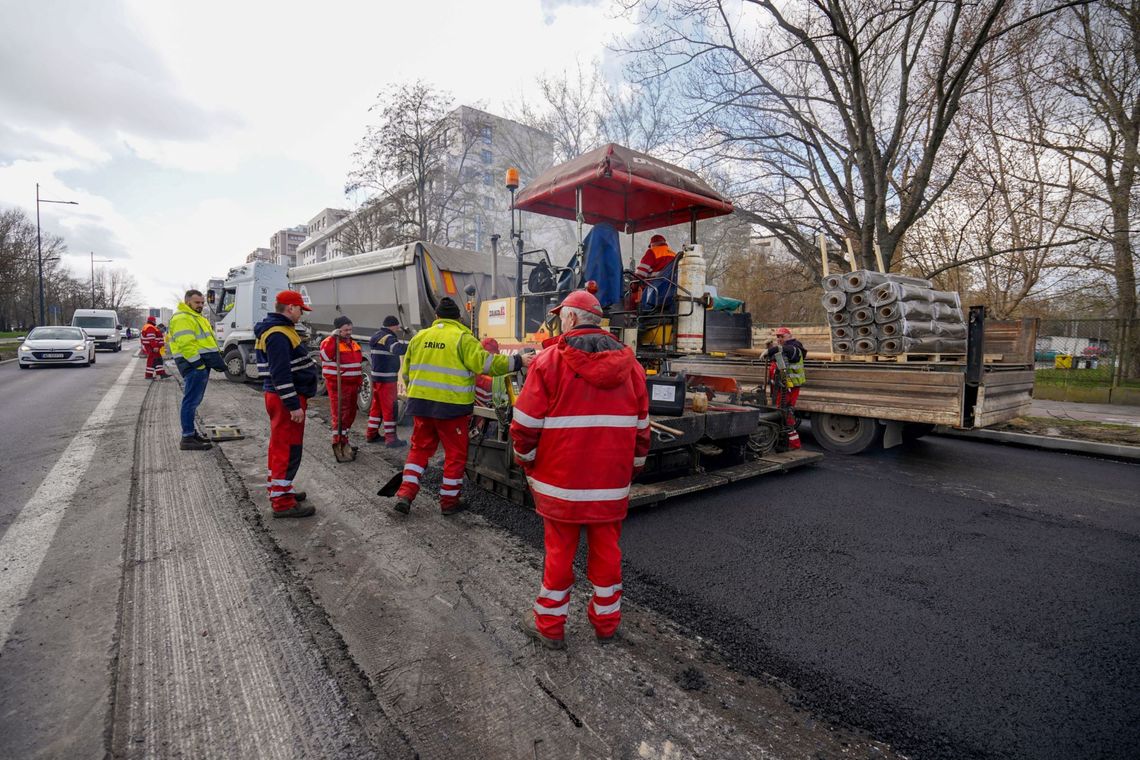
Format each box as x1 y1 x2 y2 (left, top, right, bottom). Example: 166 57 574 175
466 144 821 508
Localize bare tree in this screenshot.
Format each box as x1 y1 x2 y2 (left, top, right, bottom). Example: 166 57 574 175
347 81 482 245
1019 1 1139 325
618 0 1085 275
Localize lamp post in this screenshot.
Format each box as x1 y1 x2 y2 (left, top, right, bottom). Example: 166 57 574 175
90 252 111 308
36 183 79 325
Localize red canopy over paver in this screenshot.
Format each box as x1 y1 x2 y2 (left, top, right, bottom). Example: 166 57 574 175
513 143 734 233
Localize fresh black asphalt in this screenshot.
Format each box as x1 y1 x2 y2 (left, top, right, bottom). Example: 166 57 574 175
469 427 1140 760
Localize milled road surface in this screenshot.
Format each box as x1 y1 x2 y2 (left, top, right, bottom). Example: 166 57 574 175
474 425 1140 760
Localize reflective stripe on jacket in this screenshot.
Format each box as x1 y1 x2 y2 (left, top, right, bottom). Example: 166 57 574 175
319 335 364 381
402 318 521 418
368 327 406 383
254 313 319 411
141 324 163 352
168 302 219 365
509 327 650 524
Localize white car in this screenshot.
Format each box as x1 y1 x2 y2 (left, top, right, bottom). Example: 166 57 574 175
17 326 97 368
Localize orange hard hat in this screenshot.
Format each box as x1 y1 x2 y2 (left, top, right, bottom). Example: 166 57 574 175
550 289 603 318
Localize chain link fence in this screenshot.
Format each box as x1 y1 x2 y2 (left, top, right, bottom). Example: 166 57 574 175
1034 317 1140 404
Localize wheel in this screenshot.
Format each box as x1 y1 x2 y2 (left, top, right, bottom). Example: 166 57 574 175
810 413 884 454
223 347 247 382
19 363 29 370
357 374 373 412
91 353 96 364
114 342 122 352
901 422 936 442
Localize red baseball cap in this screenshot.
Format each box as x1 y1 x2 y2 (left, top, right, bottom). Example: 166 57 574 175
550 289 603 318
775 326 792 336
276 290 311 311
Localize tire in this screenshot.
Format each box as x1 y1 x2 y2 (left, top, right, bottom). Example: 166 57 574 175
91 353 96 364
19 363 29 370
223 347 247 383
357 374 373 412
113 342 122 353
810 413 884 454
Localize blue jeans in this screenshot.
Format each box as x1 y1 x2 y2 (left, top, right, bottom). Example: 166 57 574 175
181 367 209 437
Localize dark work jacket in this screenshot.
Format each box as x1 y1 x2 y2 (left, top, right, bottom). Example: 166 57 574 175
368 327 407 383
763 338 807 363
254 313 319 411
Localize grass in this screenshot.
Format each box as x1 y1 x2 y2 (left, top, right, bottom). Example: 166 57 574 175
1035 367 1140 389
994 416 1140 446
0 331 27 339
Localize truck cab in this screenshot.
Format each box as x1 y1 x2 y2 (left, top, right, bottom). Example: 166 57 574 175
206 262 289 381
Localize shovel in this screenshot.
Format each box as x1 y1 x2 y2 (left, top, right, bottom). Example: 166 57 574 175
377 470 403 497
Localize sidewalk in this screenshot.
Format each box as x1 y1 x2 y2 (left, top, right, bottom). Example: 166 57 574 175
936 399 1140 462
1029 399 1140 427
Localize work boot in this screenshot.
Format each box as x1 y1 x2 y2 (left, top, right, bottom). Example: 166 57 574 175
595 625 626 647
180 436 213 451
366 434 381 443
272 503 316 519
385 438 407 449
293 491 307 503
193 432 211 444
519 613 566 650
392 497 411 515
440 501 467 517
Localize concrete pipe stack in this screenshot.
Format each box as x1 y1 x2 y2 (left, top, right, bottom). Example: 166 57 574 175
821 271 967 355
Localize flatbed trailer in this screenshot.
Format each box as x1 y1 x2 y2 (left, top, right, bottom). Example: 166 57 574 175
675 311 1037 453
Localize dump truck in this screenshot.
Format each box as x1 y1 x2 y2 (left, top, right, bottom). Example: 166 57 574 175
205 242 515 411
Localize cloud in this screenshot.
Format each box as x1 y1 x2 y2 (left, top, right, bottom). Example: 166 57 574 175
0 0 238 143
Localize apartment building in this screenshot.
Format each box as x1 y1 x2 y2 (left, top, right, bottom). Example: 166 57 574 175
269 226 307 268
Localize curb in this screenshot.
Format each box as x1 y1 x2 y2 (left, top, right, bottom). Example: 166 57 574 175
934 426 1140 463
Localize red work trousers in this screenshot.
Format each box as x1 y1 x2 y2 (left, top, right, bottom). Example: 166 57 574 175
327 379 361 444
366 381 399 442
144 350 167 378
773 385 801 449
265 393 307 512
395 415 469 509
533 518 623 640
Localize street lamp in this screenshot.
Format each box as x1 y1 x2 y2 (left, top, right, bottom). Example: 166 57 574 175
90 252 112 308
36 182 78 325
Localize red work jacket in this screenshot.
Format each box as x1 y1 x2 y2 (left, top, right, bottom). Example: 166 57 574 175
319 335 364 383
141 324 163 354
510 327 651 524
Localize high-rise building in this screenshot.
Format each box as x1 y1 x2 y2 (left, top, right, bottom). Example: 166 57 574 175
296 209 350 266
269 226 307 268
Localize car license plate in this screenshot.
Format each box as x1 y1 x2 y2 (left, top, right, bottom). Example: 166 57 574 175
44 352 66 358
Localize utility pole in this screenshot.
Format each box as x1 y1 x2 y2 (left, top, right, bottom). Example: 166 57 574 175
90 252 111 308
35 183 79 325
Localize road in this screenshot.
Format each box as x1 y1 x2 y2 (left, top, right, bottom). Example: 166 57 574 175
475 424 1140 760
0 344 144 757
1 351 1137 758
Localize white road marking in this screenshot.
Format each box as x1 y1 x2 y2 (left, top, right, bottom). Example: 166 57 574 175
0 358 138 649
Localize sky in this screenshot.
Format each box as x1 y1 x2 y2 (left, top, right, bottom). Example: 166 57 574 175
0 0 631 307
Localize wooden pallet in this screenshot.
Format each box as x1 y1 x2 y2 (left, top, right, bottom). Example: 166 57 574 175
833 352 1004 364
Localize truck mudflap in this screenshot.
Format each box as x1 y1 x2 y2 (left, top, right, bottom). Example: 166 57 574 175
629 449 822 508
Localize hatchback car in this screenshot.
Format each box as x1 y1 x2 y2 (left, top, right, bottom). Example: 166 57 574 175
17 326 97 368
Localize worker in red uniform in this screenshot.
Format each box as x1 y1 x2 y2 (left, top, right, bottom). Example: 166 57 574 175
254 290 320 518
366 315 407 447
630 233 678 307
763 326 807 450
140 316 168 379
320 315 364 462
511 289 651 649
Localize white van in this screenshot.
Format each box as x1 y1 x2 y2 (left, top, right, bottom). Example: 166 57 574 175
71 308 123 351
